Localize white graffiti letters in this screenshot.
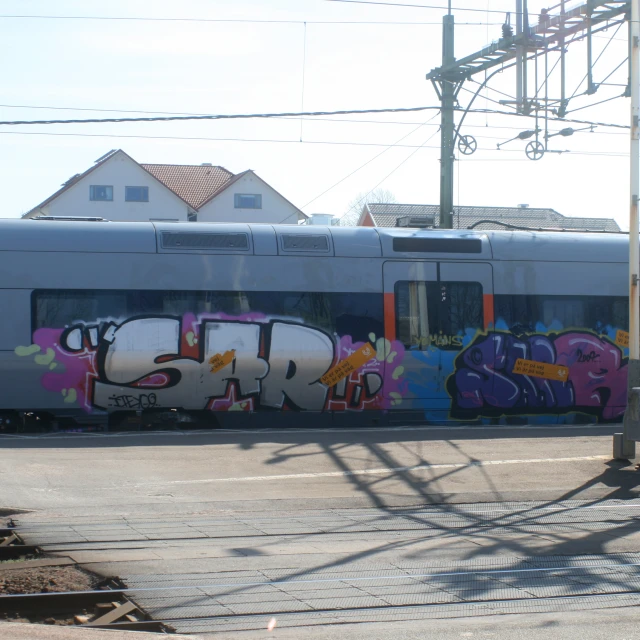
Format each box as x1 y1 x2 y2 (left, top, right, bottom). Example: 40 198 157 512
203 322 268 397
75 318 334 411
261 322 334 410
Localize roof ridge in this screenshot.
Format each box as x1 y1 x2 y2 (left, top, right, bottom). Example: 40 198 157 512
141 163 232 171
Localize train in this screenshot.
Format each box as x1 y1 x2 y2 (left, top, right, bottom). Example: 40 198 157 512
0 217 632 431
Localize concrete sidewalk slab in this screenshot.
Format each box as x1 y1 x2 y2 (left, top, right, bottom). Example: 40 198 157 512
0 622 196 640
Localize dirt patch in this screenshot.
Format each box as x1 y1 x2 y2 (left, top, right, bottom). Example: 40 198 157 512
0 564 105 626
0 564 99 595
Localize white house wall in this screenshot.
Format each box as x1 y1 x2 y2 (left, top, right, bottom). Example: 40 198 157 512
197 173 300 224
35 153 191 222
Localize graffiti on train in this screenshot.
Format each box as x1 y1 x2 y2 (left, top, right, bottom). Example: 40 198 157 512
16 314 407 412
448 330 627 420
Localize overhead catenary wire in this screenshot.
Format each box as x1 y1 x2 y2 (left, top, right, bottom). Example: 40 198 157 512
302 110 441 208
325 0 547 16
0 106 442 126
0 14 500 26
335 127 455 222
0 129 628 154
0 103 627 134
0 103 629 130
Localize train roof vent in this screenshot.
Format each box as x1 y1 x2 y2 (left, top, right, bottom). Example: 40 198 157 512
396 215 435 228
281 233 330 253
32 216 109 222
161 231 249 251
393 237 482 253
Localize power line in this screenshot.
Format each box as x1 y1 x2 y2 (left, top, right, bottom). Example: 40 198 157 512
0 14 499 26
458 86 630 129
0 102 628 130
326 0 544 16
0 129 446 148
0 106 441 126
0 129 627 157
303 111 441 208
334 127 449 222
0 102 627 134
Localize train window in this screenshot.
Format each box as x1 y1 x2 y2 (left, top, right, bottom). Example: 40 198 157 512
32 290 383 342
34 291 128 328
396 281 483 350
495 294 629 333
543 298 584 328
283 293 333 332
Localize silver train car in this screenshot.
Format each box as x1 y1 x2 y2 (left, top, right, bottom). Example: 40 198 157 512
0 218 631 430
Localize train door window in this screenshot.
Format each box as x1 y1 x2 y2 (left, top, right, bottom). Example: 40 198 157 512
395 282 431 350
436 282 483 338
396 280 483 350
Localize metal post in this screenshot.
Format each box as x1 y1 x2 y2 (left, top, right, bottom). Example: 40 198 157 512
559 0 567 116
516 0 523 112
439 7 455 229
630 0 640 371
587 6 595 94
619 0 640 460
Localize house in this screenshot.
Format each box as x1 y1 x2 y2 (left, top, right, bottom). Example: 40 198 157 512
23 149 307 224
358 203 621 232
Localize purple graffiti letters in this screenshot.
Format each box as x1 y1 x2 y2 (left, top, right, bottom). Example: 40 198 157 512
451 331 627 420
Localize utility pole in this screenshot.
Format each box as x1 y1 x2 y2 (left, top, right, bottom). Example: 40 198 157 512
620 0 640 457
630 0 639 367
516 0 523 112
439 2 455 229
427 0 629 230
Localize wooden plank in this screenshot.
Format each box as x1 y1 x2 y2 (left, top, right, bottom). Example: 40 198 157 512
0 534 17 547
87 600 137 626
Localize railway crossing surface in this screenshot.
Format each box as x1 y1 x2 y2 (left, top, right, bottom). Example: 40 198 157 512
1 424 640 639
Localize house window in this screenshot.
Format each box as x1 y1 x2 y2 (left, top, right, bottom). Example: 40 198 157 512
125 186 149 202
188 212 197 222
234 194 262 209
89 185 113 201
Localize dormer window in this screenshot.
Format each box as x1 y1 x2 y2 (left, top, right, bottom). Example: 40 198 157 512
234 193 262 209
125 186 149 202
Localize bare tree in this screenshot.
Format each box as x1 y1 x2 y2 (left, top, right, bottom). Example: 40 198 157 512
340 188 397 227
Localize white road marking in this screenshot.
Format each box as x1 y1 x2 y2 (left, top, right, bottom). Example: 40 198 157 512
135 455 611 486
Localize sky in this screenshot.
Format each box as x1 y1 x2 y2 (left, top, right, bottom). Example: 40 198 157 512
0 0 633 227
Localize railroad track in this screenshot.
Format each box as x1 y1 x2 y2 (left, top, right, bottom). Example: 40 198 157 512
3 557 640 633
8 499 640 633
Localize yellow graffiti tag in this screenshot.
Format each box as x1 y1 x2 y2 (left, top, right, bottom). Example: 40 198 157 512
615 330 630 348
209 349 235 374
512 358 569 383
320 342 377 388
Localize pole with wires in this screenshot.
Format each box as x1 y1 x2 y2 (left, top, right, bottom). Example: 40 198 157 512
439 1 455 229
617 0 640 460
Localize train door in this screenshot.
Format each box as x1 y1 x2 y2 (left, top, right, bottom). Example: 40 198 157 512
383 261 494 406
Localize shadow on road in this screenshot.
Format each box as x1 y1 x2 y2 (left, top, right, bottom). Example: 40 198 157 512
197 433 640 605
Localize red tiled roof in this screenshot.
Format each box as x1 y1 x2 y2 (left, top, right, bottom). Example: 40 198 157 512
141 164 234 210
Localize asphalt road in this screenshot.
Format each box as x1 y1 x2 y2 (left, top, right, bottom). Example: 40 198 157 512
2 424 640 638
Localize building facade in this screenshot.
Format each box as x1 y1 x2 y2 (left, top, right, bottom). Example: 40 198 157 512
23 150 307 224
